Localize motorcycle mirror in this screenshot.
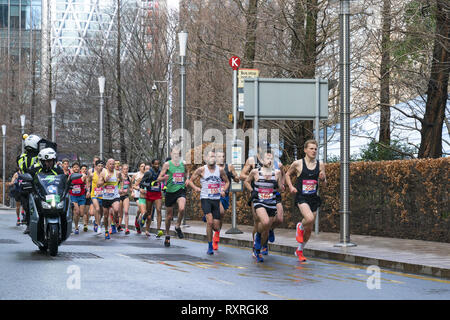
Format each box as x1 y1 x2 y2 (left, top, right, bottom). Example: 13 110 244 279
19 173 33 182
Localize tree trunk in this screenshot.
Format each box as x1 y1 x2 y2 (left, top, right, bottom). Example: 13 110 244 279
379 0 391 145
418 0 449 158
116 0 127 163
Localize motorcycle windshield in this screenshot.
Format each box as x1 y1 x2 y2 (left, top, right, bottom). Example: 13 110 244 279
36 174 68 203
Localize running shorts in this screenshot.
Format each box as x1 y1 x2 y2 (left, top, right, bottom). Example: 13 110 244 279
201 199 221 220
165 188 186 208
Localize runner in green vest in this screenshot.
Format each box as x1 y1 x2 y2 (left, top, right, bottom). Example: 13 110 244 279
157 147 190 247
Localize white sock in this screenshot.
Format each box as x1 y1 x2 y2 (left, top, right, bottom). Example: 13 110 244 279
297 243 304 251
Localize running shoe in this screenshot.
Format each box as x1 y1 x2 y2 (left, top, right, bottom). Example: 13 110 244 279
295 249 307 262
117 225 123 232
156 230 164 238
212 231 220 250
74 229 79 235
83 225 88 232
125 229 130 235
16 218 21 226
261 244 269 256
93 222 98 233
296 222 304 243
164 236 170 247
268 229 275 243
175 226 184 239
111 224 117 234
135 218 141 234
207 243 214 255
254 232 262 250
105 231 110 240
252 248 264 263
140 216 146 229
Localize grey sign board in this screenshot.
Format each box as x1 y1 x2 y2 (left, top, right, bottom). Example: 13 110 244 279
243 78 328 120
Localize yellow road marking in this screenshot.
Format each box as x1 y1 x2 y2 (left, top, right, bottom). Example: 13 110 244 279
208 277 234 285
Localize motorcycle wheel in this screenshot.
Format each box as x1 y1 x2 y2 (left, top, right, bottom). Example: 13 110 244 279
48 224 59 256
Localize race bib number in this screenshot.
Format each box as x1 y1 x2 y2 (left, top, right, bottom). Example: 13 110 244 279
302 180 317 195
123 181 130 189
105 185 115 194
150 181 160 192
258 188 273 200
95 187 103 197
72 185 81 194
208 183 220 197
173 173 184 185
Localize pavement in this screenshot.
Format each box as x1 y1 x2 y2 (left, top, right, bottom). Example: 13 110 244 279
2 204 449 280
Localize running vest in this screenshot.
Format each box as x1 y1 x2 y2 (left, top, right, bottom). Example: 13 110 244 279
296 158 320 197
200 165 222 200
252 167 277 210
102 170 120 200
148 168 162 192
120 174 131 193
133 172 144 198
166 161 185 193
91 170 103 199
69 174 86 196
220 164 233 196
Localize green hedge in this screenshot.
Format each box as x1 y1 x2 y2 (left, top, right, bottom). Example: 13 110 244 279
185 158 450 243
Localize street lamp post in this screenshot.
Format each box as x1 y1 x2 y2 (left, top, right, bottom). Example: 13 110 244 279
50 99 56 142
2 125 6 207
178 30 188 226
335 0 356 247
20 115 25 154
178 31 188 157
153 80 170 159
98 76 105 161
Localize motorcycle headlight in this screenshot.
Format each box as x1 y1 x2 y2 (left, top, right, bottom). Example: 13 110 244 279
56 201 64 209
41 201 52 209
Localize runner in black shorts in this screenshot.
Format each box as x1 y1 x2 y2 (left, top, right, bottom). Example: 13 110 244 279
189 150 229 255
157 147 190 247
244 149 283 263
285 139 327 262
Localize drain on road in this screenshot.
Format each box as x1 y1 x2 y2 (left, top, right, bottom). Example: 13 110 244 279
128 253 208 262
54 252 103 260
0 239 20 244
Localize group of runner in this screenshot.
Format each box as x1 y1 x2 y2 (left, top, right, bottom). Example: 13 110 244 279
10 139 326 263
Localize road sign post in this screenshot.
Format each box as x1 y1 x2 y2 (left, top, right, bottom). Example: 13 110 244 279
226 56 243 234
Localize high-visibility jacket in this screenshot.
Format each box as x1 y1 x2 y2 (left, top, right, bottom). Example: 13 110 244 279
17 153 39 174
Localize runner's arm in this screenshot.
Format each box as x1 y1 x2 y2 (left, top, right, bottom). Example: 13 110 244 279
220 169 230 196
285 161 300 193
187 167 202 192
244 169 256 192
157 162 169 182
239 158 254 181
228 164 240 183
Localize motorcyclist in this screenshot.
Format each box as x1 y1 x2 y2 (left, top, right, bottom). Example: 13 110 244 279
29 148 65 178
17 134 41 234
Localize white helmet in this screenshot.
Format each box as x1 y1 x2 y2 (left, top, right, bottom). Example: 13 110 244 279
24 134 41 152
38 148 57 162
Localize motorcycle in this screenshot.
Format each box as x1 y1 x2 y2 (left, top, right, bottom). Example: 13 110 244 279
19 172 82 256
